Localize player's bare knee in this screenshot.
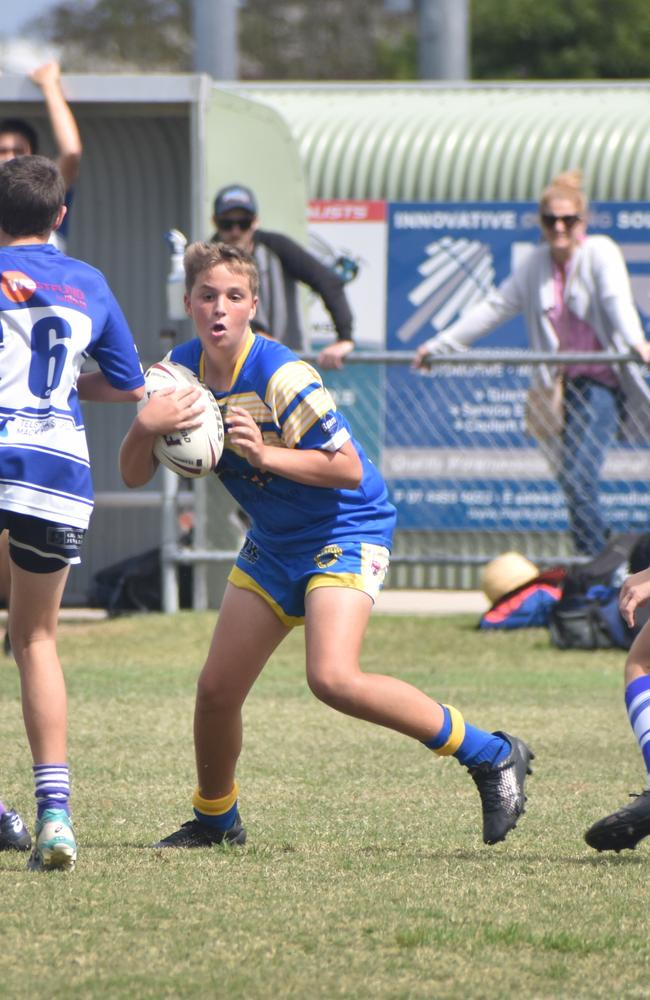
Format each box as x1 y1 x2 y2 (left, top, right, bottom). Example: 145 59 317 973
307 670 359 711
195 673 239 713
625 657 650 685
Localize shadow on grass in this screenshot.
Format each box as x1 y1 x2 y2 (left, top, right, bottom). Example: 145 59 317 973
6 840 647 867
357 843 649 865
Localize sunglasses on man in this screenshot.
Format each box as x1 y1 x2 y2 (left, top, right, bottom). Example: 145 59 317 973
217 216 254 232
541 213 582 229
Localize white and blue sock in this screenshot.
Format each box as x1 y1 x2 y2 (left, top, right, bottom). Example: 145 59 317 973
33 763 71 818
625 676 650 783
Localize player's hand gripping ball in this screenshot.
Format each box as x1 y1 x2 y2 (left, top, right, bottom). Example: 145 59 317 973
140 361 224 478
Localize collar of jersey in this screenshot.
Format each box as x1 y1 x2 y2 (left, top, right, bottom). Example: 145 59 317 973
199 327 255 390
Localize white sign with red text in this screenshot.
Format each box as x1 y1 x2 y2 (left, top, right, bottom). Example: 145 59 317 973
307 200 387 351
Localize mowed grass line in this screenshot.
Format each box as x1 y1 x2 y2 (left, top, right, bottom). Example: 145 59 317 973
0 612 647 999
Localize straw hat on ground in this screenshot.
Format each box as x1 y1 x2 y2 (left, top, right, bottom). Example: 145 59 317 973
481 552 540 605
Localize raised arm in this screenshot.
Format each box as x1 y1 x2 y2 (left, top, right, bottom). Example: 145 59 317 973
31 61 82 189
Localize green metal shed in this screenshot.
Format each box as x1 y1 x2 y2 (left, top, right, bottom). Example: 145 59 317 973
230 82 650 202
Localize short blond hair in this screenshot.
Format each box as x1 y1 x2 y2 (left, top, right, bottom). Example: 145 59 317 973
184 240 259 298
539 169 588 216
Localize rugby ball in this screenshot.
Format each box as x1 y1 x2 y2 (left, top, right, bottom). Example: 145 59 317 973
140 360 224 478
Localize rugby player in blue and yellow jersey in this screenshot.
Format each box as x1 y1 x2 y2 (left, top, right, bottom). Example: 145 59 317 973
0 155 144 871
120 241 533 850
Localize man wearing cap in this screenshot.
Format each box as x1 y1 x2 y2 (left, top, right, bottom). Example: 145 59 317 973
211 184 354 369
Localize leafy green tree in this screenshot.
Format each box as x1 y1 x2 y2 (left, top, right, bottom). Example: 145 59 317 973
28 0 650 80
29 0 416 78
29 0 193 72
239 1 416 81
472 0 650 79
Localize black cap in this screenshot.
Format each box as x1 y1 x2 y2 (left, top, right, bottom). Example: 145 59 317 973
214 184 257 217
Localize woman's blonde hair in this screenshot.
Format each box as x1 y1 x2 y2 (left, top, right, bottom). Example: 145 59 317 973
539 169 588 216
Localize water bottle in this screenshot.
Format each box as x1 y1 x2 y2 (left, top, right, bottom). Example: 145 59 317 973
164 229 187 321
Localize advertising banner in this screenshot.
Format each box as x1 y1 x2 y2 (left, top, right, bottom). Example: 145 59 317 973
307 200 388 463
385 202 650 532
308 199 387 351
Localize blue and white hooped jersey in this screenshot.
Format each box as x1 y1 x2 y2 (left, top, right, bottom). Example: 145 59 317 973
0 243 144 528
169 331 396 552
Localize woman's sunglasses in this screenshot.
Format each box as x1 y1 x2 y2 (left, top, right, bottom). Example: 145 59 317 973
541 213 582 229
218 216 253 232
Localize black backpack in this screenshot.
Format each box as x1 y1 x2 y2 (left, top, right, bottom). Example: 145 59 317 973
548 533 644 651
87 547 193 615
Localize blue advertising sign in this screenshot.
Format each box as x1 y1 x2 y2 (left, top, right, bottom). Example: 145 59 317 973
385 202 650 532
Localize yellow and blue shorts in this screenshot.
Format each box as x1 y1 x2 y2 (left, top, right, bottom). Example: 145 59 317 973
229 535 391 626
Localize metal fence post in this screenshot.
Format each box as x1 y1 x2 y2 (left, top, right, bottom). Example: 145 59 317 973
160 465 179 613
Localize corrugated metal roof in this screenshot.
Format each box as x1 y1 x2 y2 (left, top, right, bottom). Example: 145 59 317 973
230 83 650 201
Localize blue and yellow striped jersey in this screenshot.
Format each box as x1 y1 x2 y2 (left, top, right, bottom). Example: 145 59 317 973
169 332 396 552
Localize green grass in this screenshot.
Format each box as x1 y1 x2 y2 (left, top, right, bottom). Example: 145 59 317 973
0 612 646 998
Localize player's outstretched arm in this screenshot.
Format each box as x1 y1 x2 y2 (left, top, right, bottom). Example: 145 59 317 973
120 387 205 488
77 372 144 403
226 405 362 489
30 61 82 189
620 567 650 627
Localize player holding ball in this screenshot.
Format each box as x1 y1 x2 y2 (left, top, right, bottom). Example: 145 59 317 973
119 241 534 849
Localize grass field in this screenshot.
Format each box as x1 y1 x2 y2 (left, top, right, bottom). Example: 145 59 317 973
1 610 647 999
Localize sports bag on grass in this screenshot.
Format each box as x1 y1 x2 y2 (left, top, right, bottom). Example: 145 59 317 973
547 534 645 651
479 567 565 631
87 548 193 615
549 584 636 651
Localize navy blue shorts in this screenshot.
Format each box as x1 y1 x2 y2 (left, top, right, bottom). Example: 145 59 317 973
0 511 85 574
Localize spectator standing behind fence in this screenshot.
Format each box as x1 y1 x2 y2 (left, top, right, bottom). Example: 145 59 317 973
0 156 144 872
211 183 354 370
413 170 650 557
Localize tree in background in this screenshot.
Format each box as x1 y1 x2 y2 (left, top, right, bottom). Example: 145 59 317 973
27 0 650 80
239 1 417 81
28 0 193 72
472 0 650 79
27 0 416 78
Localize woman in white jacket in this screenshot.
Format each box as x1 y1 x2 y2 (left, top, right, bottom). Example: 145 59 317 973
414 170 650 556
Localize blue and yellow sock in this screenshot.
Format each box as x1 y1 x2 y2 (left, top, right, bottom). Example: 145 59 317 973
192 783 239 831
423 705 510 768
625 675 650 781
33 763 70 818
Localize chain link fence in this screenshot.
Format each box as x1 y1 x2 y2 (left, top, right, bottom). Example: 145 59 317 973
161 349 650 610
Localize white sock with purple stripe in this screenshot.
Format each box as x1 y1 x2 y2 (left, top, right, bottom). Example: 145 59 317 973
625 676 650 785
33 763 70 817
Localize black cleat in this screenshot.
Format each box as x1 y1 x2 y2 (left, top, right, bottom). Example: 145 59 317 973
153 814 246 849
469 731 534 845
585 790 650 853
0 809 31 852
3 630 11 656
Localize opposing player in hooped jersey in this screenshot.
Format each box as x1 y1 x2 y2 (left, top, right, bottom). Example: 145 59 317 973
0 156 144 871
120 241 533 850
